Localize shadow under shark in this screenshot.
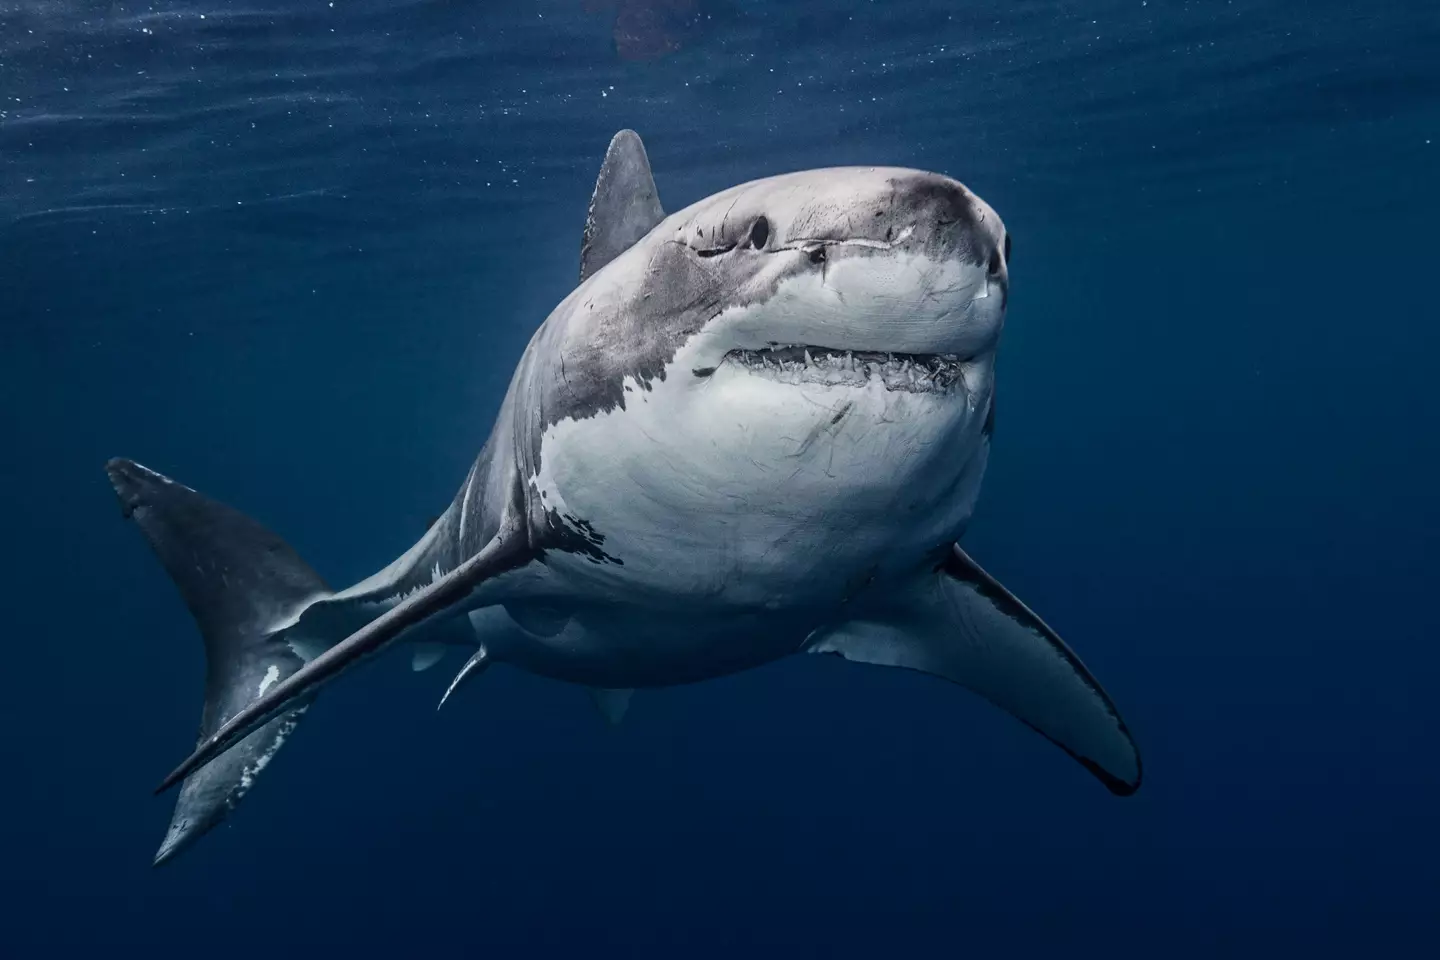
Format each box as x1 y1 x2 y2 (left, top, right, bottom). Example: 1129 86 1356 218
108 129 1141 866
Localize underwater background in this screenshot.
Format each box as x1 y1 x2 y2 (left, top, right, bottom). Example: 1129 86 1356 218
3 0 1438 954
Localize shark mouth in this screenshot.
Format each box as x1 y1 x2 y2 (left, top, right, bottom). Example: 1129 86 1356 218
723 346 965 393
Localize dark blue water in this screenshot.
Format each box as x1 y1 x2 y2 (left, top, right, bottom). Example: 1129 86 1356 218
4 0 1438 954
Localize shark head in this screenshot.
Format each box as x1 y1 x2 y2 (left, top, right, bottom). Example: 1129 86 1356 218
527 158 1013 602
550 164 1010 426
667 167 1010 373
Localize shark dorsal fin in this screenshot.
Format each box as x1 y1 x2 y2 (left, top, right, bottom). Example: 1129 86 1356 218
579 129 665 284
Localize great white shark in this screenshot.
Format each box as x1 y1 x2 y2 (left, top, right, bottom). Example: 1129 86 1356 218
107 129 1141 866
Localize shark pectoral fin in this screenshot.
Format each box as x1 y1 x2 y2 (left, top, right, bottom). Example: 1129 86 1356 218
410 642 448 672
579 129 665 284
811 545 1141 795
587 687 634 726
155 516 535 794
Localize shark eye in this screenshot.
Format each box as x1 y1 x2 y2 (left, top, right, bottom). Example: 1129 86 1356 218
749 216 770 249
1003 233 1012 266
808 245 827 265
987 248 1003 276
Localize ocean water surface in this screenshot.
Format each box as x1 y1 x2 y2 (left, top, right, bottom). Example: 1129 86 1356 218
3 0 1438 954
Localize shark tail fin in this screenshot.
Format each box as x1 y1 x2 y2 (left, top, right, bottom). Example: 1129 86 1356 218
106 458 330 867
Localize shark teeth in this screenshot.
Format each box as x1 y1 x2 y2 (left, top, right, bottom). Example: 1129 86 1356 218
725 346 965 393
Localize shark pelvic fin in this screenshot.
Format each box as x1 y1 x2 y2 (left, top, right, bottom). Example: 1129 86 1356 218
411 642 448 672
438 646 492 710
587 687 634 726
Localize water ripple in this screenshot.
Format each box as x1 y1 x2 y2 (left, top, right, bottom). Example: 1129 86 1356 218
2 1 1435 259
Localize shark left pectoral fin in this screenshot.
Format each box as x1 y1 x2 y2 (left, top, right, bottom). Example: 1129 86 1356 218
810 544 1142 795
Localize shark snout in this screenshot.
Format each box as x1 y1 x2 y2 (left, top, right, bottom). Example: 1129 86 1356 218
888 175 1009 276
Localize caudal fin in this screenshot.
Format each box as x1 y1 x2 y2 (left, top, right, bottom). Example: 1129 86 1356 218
106 458 330 866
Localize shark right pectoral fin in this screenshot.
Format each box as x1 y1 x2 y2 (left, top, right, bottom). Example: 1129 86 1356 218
155 516 535 794
810 544 1142 795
